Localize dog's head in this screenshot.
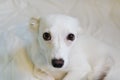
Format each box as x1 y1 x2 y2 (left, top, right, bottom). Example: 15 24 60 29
30 15 82 69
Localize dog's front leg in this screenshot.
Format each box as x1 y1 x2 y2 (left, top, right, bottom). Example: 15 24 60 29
63 65 91 80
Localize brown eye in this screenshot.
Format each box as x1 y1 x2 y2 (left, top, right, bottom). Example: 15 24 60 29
67 33 75 41
43 32 51 41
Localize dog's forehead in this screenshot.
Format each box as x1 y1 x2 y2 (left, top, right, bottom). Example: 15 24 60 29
40 15 80 33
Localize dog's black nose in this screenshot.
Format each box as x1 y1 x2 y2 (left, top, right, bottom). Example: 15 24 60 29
52 58 64 68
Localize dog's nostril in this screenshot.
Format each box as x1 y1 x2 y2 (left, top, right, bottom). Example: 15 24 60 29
52 58 64 68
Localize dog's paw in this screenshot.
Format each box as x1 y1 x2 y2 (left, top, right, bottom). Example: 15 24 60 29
33 68 55 80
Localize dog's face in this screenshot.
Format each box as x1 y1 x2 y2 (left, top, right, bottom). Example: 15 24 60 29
31 15 81 69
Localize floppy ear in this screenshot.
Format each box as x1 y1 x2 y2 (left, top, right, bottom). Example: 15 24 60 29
75 20 84 38
29 17 40 33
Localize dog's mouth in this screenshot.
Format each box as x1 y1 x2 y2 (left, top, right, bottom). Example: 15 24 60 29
51 58 64 68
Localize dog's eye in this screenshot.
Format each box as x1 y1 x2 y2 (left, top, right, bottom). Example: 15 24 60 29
67 33 75 41
43 32 51 41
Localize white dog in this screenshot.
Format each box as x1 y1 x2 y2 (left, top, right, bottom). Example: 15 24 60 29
2 14 119 80
25 14 120 80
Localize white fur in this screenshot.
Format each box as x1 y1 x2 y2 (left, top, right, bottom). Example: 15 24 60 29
1 14 120 80
27 14 120 80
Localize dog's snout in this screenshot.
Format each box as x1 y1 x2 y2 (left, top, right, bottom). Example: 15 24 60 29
52 58 64 68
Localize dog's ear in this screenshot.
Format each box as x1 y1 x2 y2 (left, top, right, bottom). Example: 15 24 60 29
29 17 40 33
75 20 84 37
